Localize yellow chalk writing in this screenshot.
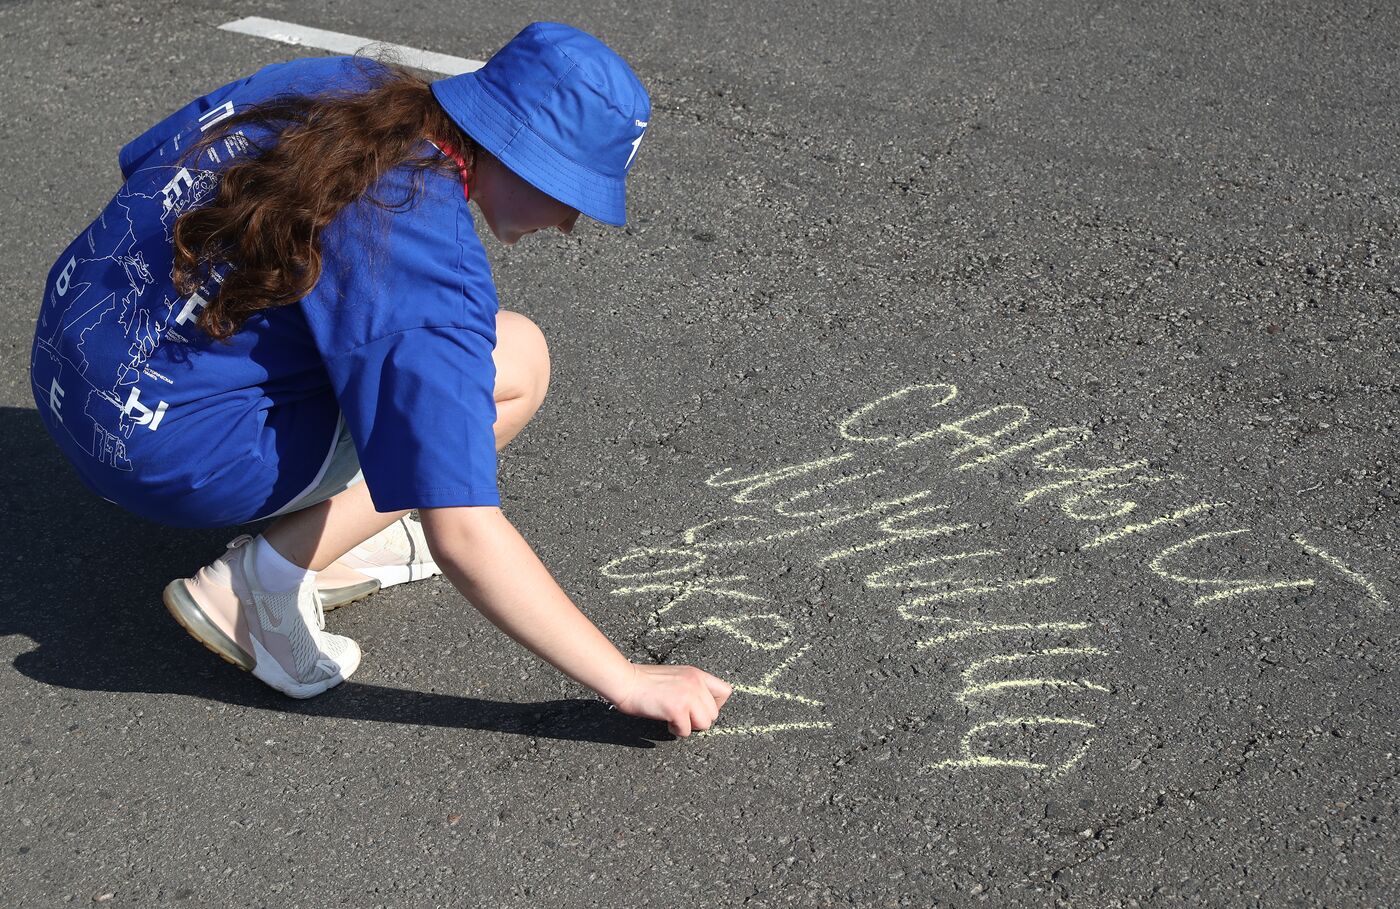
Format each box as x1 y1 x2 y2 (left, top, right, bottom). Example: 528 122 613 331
609 572 766 621
698 722 836 737
862 547 1058 612
733 644 825 706
956 647 1111 705
1021 459 1153 504
837 383 960 444
670 612 795 651
705 452 857 504
771 468 891 519
955 425 1091 470
684 490 942 552
1061 479 1153 521
1148 529 1315 606
819 504 970 564
927 716 1096 778
1082 502 1229 550
909 404 1034 458
914 619 1093 650
600 545 708 579
1290 534 1390 609
598 379 1386 762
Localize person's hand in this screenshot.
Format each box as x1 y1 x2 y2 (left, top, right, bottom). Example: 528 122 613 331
608 663 734 737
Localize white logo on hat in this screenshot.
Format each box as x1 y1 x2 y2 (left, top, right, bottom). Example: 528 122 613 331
625 119 649 170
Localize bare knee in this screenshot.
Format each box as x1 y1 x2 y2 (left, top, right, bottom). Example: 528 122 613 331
494 310 551 408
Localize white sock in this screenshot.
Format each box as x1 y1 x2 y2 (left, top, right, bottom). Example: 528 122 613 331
252 535 315 593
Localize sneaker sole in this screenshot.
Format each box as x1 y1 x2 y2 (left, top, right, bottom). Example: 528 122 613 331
248 635 361 699
318 578 381 612
354 560 442 588
162 579 255 672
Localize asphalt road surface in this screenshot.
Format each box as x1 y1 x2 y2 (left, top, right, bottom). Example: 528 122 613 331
1 0 1396 906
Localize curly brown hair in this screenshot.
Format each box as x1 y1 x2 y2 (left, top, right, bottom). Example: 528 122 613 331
171 56 479 340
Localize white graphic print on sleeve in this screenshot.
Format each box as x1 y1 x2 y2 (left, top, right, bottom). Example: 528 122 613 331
198 100 236 133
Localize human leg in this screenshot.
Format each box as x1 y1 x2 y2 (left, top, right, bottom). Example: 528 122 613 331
488 309 551 451
265 308 550 571
311 373 549 602
164 310 551 691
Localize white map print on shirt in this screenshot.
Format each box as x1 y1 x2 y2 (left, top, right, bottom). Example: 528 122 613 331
33 150 227 471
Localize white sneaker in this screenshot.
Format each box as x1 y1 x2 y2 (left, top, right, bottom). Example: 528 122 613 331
315 563 381 611
318 513 441 608
244 540 361 698
164 536 362 698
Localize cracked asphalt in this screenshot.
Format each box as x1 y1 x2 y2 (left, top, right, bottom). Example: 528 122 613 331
1 0 1396 906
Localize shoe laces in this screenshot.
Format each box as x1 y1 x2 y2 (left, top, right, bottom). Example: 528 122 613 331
309 586 327 632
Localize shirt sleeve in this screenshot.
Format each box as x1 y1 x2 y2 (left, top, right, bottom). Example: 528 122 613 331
301 158 503 514
324 326 500 512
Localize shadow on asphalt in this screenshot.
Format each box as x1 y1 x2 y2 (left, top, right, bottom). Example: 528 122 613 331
0 406 668 748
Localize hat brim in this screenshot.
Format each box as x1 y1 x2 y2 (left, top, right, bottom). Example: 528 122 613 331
432 75 628 227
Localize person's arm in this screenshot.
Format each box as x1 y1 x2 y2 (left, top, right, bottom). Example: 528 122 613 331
418 505 732 735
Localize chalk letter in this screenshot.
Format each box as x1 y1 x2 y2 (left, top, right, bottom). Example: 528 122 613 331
600 545 708 580
671 612 794 651
705 452 856 505
1083 502 1228 550
838 383 959 445
772 467 888 519
821 504 971 563
733 644 824 706
863 549 1058 614
1149 529 1314 606
609 571 766 621
927 716 1096 778
1290 534 1389 610
956 647 1109 706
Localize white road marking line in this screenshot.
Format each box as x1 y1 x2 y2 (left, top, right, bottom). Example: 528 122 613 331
218 17 484 75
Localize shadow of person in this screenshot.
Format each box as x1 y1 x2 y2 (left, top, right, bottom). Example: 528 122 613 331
0 405 667 748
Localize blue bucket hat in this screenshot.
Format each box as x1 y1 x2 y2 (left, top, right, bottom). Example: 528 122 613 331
430 22 651 227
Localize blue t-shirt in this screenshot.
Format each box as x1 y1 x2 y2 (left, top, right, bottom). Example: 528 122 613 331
29 56 502 528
